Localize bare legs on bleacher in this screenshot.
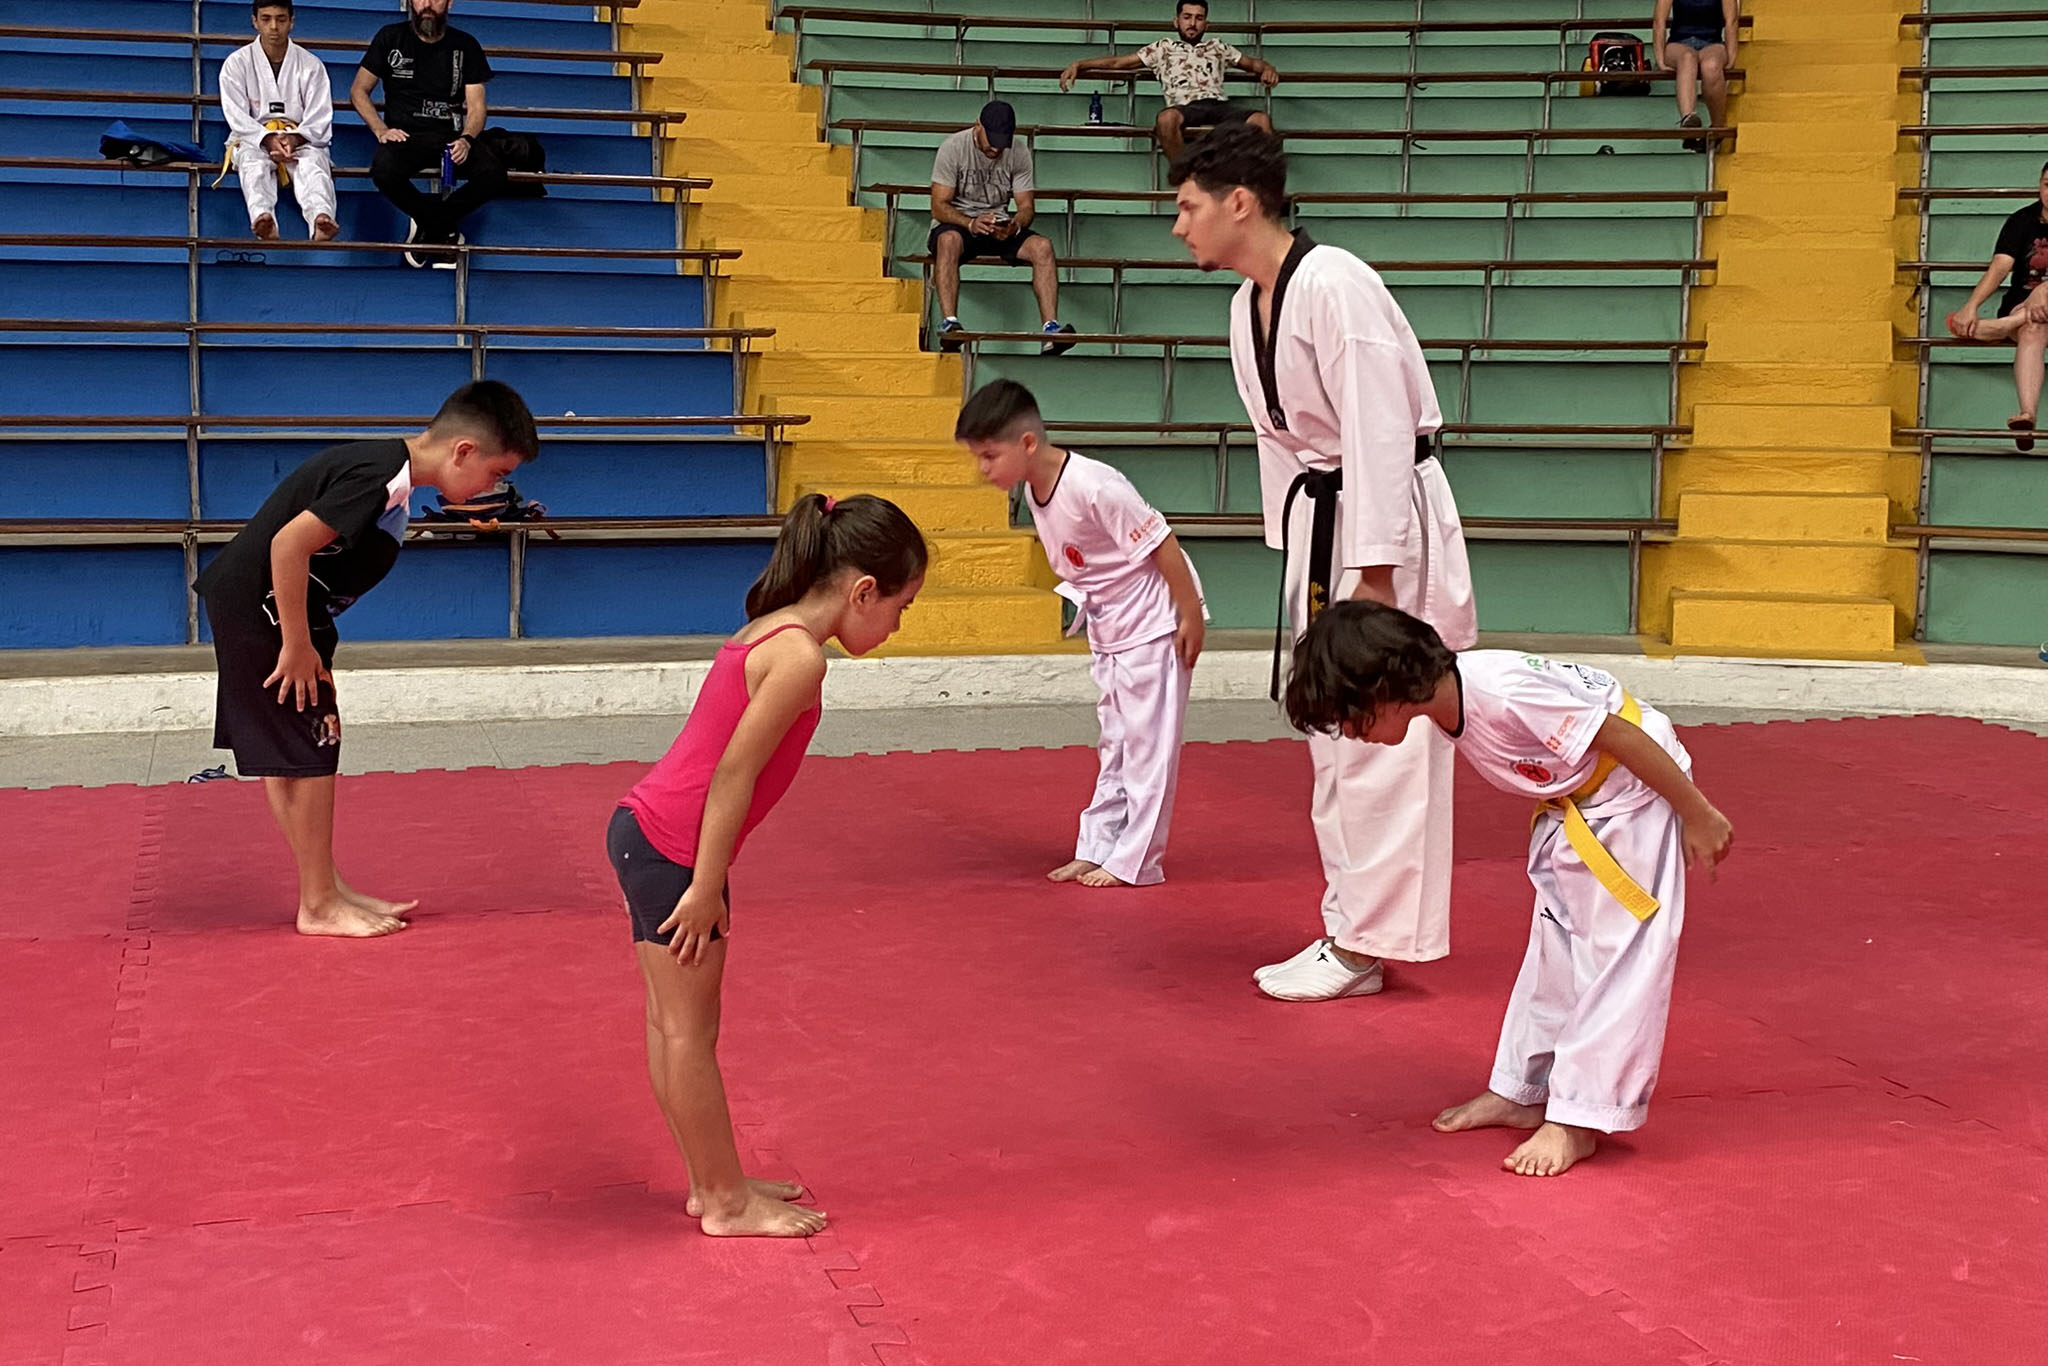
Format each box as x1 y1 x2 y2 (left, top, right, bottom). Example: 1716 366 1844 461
1017 234 1061 326
1153 106 1275 163
1663 43 1730 144
932 228 1062 330
1948 283 2048 439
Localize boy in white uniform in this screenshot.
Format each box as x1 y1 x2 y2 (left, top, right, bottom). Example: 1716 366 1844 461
1285 601 1734 1176
957 380 1206 887
1169 123 1477 1001
218 0 340 241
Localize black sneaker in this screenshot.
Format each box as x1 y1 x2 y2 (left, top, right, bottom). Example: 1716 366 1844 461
430 229 462 271
1680 112 1706 153
402 220 428 269
1040 321 1078 356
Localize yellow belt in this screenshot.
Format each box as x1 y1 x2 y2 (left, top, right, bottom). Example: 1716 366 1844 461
1534 692 1660 921
213 117 299 190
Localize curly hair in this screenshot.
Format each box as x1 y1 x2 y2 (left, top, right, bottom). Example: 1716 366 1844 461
1283 600 1456 736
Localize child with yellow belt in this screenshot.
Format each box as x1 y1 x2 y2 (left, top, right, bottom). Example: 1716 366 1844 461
1283 600 1734 1177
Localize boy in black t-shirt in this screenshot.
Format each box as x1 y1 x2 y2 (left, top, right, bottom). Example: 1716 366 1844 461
195 381 538 937
348 0 506 266
1944 162 2048 450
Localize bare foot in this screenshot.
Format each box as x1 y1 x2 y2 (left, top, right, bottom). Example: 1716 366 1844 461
1077 868 1129 888
1047 859 1099 883
698 1189 828 1238
252 214 278 240
312 215 339 241
1503 1122 1598 1177
297 898 407 938
336 884 419 920
1433 1090 1545 1134
688 1177 804 1217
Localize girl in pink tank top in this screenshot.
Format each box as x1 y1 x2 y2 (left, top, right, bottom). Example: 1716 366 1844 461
607 492 926 1239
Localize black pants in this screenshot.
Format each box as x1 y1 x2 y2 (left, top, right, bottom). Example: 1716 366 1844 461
369 133 508 240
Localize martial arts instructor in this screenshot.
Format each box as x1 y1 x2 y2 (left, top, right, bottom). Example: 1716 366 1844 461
1169 125 1476 1002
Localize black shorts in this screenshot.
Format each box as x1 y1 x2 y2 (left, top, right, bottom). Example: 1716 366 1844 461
1174 98 1253 129
206 603 342 778
929 221 1038 266
608 805 725 946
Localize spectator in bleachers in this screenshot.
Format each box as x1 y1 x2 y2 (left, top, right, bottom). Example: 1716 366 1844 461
1945 164 2048 450
350 0 508 268
1653 0 1738 152
218 0 339 242
1058 0 1279 163
929 101 1077 356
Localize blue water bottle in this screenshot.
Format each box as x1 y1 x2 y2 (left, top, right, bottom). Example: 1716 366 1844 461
1088 91 1104 125
439 143 456 197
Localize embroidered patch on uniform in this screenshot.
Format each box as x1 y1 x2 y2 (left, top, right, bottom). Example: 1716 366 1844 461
1065 545 1086 568
1513 760 1553 783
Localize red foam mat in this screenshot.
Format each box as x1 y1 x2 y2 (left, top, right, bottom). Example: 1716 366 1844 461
2 716 2044 1364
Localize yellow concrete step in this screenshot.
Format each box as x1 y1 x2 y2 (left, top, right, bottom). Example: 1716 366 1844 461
667 137 851 179
632 1 772 31
626 22 792 56
1641 539 1915 630
1712 243 1896 293
1668 590 1897 656
769 394 962 442
878 586 1066 655
1732 92 1901 123
1676 491 1894 542
715 239 886 280
1684 362 1903 408
1691 402 1894 450
1733 62 1900 96
1658 447 1918 516
697 203 877 246
747 309 921 351
666 107 818 144
722 275 921 316
1732 120 1898 159
791 480 1007 532
647 76 819 115
753 352 961 398
1704 320 1894 365
695 174 854 211
781 438 978 487
924 532 1044 589
1721 176 1898 226
1751 10 1906 44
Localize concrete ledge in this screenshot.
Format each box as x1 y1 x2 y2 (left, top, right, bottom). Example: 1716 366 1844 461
5 648 2046 737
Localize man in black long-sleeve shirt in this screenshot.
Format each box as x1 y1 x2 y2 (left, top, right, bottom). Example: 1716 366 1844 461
349 0 507 266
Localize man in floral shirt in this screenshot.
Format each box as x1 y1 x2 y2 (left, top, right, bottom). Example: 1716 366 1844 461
1060 0 1280 160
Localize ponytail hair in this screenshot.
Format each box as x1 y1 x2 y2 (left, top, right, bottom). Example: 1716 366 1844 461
745 493 929 619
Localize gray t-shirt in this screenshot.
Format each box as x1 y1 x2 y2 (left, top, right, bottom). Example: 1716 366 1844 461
929 127 1034 220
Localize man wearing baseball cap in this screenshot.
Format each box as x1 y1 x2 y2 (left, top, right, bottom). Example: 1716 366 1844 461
928 100 1078 356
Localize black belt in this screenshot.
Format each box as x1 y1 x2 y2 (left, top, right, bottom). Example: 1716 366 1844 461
1270 434 1434 701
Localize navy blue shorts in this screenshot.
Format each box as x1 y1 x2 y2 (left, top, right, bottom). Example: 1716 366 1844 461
608 805 725 946
1671 33 1724 52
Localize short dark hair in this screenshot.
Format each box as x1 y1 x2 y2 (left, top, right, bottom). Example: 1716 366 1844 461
1283 601 1457 737
1167 122 1289 221
954 378 1045 442
1177 0 1209 13
252 0 292 13
745 493 928 618
429 380 539 462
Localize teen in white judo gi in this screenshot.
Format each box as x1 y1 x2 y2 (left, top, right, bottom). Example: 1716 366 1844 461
1168 124 1477 1000
1286 601 1734 1176
957 380 1206 888
219 0 339 241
